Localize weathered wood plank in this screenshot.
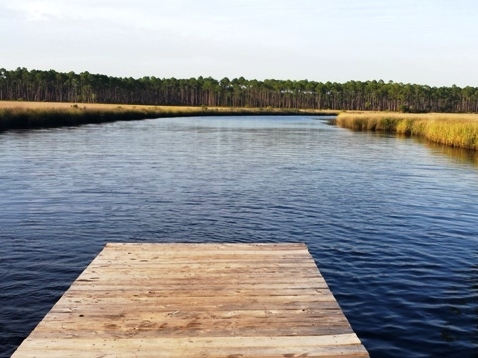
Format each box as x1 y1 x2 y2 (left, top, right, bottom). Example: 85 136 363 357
19 333 363 347
43 309 348 322
14 335 369 358
104 242 309 250
62 287 333 298
29 326 355 339
12 243 368 357
48 301 343 313
65 283 331 291
75 270 326 279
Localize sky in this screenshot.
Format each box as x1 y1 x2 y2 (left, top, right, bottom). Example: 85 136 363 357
1 0 478 87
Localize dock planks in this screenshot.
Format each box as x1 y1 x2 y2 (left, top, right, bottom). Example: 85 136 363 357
13 243 369 357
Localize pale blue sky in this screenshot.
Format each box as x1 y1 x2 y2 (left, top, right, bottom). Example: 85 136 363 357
1 0 477 86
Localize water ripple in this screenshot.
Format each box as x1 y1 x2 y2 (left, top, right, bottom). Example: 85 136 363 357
0 116 477 357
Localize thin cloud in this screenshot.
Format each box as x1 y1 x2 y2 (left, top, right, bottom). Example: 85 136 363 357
1 0 478 86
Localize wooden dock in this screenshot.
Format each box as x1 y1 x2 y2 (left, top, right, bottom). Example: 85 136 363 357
13 243 369 357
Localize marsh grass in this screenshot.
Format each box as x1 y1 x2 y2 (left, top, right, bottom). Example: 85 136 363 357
337 112 478 150
0 101 335 131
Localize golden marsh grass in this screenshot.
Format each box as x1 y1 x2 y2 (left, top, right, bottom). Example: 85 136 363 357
0 101 251 113
0 101 333 131
337 112 478 150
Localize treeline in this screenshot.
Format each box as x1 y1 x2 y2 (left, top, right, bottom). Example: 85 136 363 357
1 67 478 112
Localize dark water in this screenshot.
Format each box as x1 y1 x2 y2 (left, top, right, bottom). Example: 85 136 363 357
1 116 477 358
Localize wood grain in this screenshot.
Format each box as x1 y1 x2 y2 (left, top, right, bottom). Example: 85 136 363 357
12 243 369 357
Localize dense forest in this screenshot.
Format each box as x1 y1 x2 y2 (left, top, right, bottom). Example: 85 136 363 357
1 67 478 113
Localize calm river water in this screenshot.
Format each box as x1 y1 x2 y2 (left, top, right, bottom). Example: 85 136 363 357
1 116 477 357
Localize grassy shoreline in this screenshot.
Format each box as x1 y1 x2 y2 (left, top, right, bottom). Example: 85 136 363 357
0 101 336 131
3 102 478 151
336 111 478 150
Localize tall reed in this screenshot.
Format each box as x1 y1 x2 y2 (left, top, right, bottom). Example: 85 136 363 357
336 112 478 150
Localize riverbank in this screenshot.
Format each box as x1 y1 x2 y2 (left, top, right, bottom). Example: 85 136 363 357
336 112 478 150
0 101 336 131
4 102 477 151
